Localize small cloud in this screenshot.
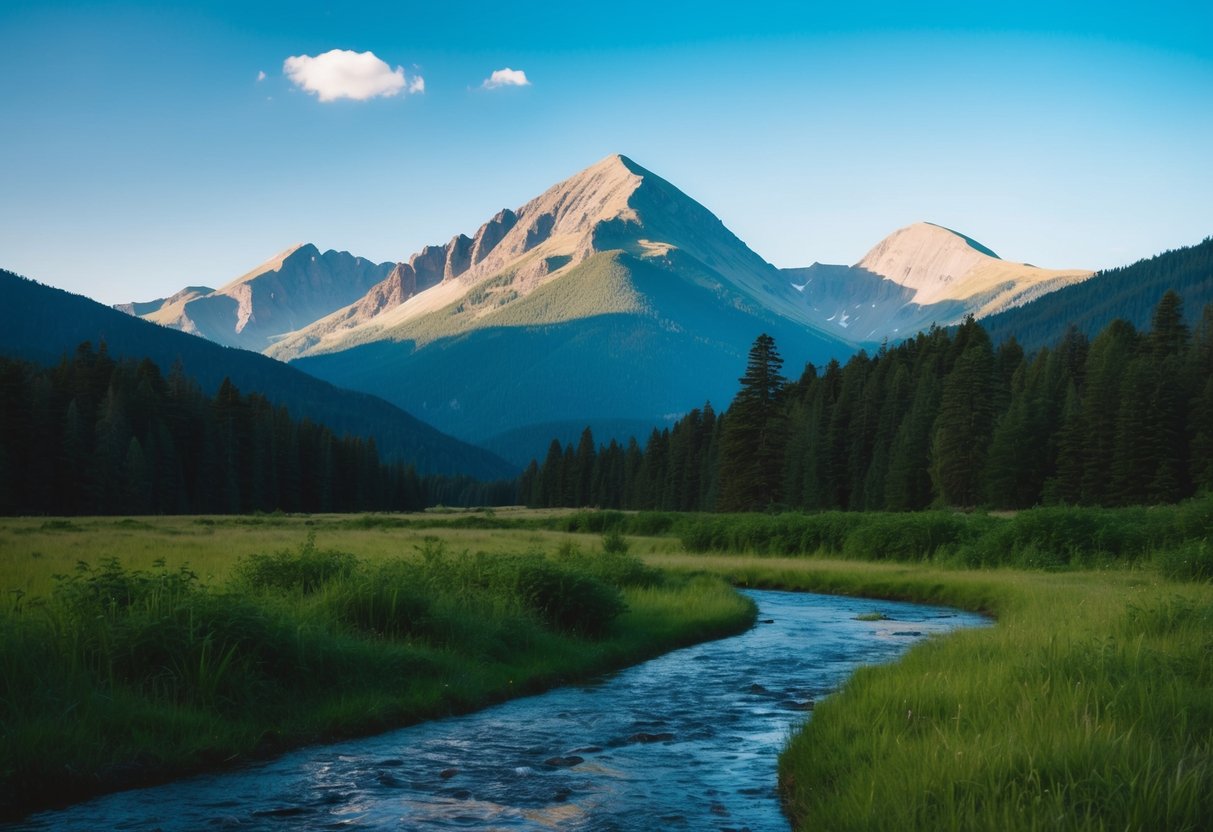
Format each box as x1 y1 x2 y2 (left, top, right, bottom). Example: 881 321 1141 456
283 49 423 102
482 67 530 89
257 70 266 82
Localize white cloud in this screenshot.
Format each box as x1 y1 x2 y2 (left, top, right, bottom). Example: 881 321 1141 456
482 67 530 89
283 49 423 102
257 70 266 82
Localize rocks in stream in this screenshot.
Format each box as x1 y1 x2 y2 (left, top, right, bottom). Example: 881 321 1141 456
779 699 815 711
627 732 675 744
544 755 585 768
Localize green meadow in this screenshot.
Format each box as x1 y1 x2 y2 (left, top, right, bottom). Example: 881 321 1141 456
2 499 1212 829
0 511 751 818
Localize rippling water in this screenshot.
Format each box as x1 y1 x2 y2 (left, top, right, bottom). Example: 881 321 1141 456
15 590 985 831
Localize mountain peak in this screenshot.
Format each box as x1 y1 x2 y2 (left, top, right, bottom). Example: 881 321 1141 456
852 221 1090 309
856 222 1005 302
919 222 1001 259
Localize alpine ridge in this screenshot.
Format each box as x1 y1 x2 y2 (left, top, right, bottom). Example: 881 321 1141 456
114 155 1097 464
264 155 853 462
119 244 395 352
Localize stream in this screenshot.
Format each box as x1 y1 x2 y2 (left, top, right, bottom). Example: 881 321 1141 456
15 589 986 831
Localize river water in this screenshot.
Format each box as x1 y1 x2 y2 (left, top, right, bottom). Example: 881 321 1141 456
15 590 985 831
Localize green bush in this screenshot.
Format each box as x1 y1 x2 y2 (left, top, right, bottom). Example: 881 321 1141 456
841 513 973 562
234 534 357 593
1158 540 1213 582
512 560 625 636
324 561 432 639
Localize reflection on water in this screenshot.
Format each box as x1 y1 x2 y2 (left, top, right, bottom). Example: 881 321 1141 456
16 590 985 831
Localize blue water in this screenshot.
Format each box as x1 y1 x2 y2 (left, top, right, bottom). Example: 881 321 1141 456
14 590 986 831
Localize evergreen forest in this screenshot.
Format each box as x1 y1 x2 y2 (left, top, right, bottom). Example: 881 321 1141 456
520 291 1213 512
0 343 513 515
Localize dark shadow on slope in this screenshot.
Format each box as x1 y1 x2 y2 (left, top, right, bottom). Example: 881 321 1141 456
0 269 514 478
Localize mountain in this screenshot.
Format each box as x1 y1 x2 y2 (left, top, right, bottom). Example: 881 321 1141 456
981 236 1213 351
107 156 1100 467
118 244 395 352
0 269 516 479
784 222 1092 341
268 154 856 458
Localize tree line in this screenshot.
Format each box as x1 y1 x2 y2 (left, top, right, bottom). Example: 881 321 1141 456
520 291 1213 511
0 342 513 515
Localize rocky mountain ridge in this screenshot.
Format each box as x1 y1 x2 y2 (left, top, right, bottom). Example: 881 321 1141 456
115 155 1096 461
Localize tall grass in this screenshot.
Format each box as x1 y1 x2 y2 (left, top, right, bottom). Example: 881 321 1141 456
651 554 1213 831
0 536 753 819
673 494 1213 569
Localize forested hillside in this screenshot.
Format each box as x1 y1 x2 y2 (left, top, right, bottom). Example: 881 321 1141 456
0 269 515 479
0 345 513 515
981 237 1213 352
522 292 1213 511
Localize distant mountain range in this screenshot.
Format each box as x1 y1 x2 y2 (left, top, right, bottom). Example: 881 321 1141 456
0 269 515 479
116 154 1099 464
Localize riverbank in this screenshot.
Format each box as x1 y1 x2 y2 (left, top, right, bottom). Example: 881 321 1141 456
4 506 1211 828
0 527 754 820
652 554 1213 831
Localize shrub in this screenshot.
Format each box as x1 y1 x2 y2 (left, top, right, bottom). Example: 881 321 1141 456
841 513 971 562
234 533 357 594
1157 540 1213 582
324 561 431 639
602 529 630 555
512 560 625 636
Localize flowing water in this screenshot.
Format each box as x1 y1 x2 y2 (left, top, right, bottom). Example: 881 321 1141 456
15 590 986 831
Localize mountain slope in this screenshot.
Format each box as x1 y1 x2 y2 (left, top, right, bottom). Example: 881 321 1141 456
293 249 839 443
786 222 1092 341
981 236 1213 351
0 269 515 479
273 155 855 456
270 154 832 362
119 244 395 351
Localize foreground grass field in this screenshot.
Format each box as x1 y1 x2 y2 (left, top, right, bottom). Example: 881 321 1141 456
3 503 1212 830
0 513 752 819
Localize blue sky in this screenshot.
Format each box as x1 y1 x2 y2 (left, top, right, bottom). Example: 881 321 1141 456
2 1 1210 305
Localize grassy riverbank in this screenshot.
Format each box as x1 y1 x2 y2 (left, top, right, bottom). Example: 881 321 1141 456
4 502 1211 828
651 554 1213 831
0 520 753 819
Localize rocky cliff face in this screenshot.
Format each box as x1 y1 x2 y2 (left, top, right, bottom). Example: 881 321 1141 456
267 154 823 362
116 244 394 351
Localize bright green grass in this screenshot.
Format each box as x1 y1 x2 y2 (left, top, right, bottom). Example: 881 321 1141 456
0 522 753 819
652 554 1213 832
0 511 681 599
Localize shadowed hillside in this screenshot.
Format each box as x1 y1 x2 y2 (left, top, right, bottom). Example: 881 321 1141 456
0 269 515 478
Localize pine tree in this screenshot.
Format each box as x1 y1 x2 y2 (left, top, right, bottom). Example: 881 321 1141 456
717 334 787 511
930 322 996 507
1081 320 1137 504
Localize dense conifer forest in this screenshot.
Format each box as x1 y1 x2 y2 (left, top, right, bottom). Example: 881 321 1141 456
981 236 1213 352
0 343 513 515
521 291 1213 512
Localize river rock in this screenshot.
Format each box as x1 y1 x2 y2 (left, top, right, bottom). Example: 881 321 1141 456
627 732 675 744
544 755 585 767
779 699 815 711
